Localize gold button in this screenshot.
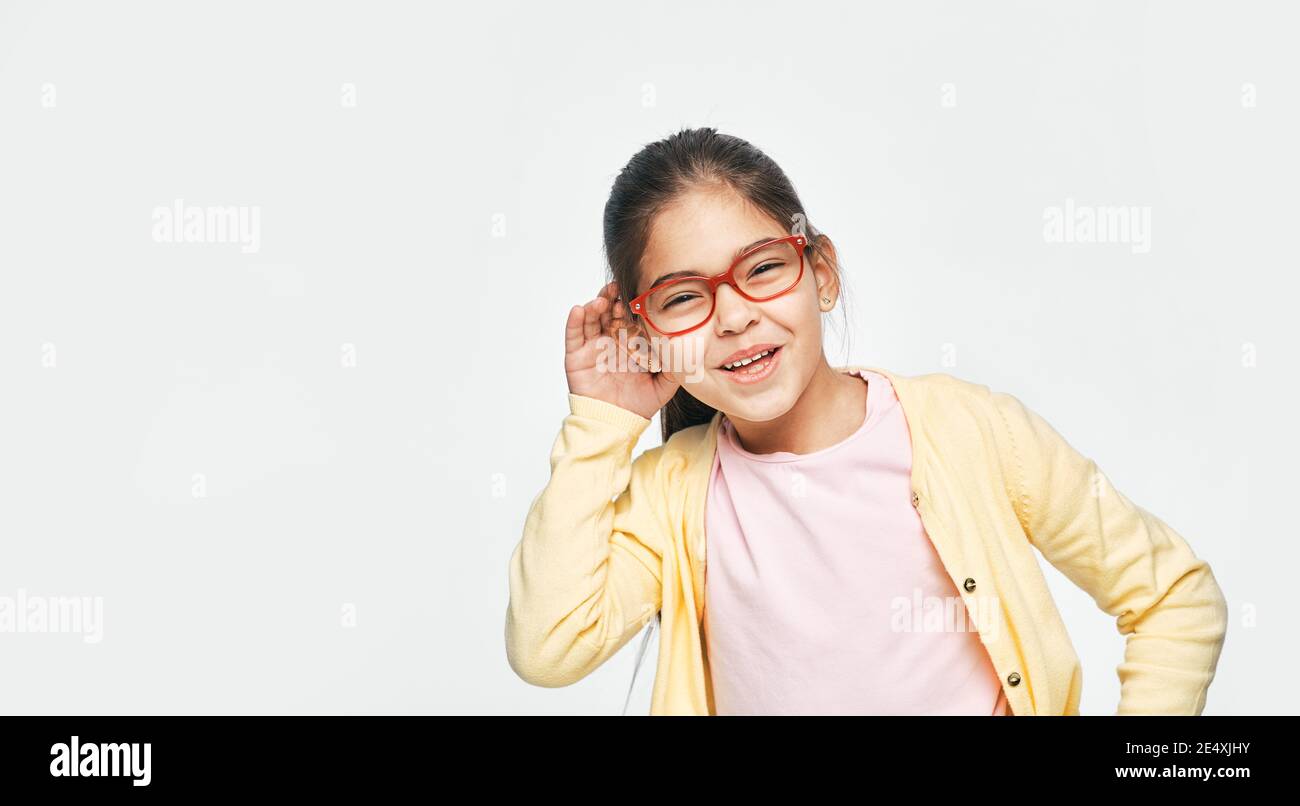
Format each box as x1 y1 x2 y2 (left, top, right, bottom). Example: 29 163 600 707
910 490 920 508
1007 672 1021 687
963 577 976 592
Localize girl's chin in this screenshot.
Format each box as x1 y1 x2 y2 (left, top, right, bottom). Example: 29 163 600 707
717 389 797 421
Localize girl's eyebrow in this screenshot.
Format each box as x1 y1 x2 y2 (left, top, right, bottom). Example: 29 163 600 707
645 236 779 290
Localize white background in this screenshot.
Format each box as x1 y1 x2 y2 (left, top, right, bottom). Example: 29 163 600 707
0 0 1294 714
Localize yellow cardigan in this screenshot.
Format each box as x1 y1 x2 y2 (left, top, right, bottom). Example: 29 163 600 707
505 364 1229 715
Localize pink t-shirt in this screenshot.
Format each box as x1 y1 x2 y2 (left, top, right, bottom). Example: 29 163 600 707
702 368 1009 715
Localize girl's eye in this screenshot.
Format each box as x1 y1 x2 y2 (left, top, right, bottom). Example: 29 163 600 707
663 292 699 308
749 262 780 277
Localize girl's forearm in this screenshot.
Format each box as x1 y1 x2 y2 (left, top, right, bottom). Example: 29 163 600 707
505 394 668 688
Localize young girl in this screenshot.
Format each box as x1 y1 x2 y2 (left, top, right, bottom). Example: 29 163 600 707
505 127 1228 716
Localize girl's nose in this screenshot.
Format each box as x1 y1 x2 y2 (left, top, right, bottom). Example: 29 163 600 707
713 283 760 335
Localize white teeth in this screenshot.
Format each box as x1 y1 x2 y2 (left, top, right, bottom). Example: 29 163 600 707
724 349 773 370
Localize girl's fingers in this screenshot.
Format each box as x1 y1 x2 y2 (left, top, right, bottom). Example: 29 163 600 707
565 283 625 356
582 296 607 342
591 282 631 339
563 305 586 354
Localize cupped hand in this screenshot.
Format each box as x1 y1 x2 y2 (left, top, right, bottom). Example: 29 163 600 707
564 281 681 421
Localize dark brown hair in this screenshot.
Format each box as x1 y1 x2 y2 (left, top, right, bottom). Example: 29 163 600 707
602 127 851 443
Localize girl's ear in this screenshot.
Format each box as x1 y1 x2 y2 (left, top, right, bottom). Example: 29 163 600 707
624 315 652 372
811 235 841 307
629 317 670 374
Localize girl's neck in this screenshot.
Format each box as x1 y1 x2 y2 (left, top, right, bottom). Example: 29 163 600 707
725 359 867 456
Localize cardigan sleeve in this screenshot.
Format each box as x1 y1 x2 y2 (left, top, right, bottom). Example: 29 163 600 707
505 393 669 689
990 390 1229 715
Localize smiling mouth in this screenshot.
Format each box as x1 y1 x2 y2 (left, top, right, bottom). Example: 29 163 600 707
719 346 782 372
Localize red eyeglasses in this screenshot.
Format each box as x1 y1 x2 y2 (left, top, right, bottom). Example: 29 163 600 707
627 234 808 336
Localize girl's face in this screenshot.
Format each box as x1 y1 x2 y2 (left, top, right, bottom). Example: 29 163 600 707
635 188 839 423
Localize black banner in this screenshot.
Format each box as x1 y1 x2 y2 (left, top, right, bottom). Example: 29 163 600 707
0 715 1281 793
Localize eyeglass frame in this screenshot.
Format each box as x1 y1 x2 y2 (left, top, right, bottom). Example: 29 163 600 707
626 233 810 337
